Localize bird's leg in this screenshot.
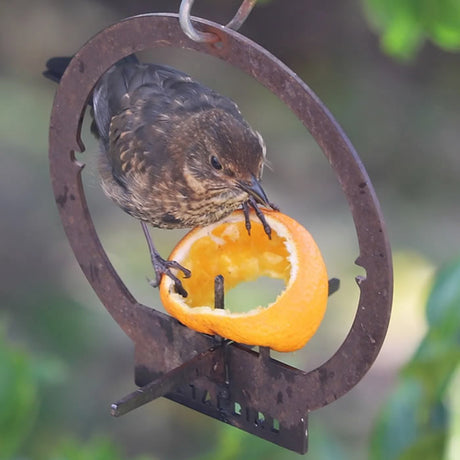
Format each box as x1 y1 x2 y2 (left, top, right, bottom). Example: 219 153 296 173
242 201 252 236
244 196 277 240
141 221 191 297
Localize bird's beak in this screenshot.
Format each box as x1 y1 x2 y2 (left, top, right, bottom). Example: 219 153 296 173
238 175 271 208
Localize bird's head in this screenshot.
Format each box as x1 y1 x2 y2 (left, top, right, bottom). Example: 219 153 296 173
173 108 272 210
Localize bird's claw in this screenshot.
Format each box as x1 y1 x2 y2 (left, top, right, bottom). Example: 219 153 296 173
242 201 252 236
163 260 191 279
243 196 279 240
268 201 280 212
149 255 190 297
141 221 190 297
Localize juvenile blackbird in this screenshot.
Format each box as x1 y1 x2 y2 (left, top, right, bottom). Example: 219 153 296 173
44 55 275 296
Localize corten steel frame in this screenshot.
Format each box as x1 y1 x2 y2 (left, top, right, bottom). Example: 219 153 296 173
48 14 393 454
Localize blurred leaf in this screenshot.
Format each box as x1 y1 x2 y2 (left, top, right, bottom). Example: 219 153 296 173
370 379 427 460
0 325 39 460
403 350 460 419
398 430 446 460
370 257 460 459
425 258 460 328
445 364 460 460
361 0 460 59
403 258 460 409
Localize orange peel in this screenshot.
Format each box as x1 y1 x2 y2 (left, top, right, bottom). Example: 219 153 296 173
159 210 328 352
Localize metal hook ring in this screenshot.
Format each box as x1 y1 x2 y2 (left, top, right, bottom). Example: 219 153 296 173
179 0 257 43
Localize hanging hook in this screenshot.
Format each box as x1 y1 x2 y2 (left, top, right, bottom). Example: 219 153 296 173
225 0 258 31
179 0 257 43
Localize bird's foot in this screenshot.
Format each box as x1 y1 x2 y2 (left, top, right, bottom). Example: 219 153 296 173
148 254 191 297
242 197 279 240
140 221 191 297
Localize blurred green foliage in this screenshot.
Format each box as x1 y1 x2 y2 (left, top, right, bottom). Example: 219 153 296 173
370 258 460 459
0 322 154 460
48 437 154 460
0 325 38 459
362 0 460 59
194 422 346 460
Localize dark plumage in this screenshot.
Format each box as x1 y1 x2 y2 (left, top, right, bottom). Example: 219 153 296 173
44 55 275 296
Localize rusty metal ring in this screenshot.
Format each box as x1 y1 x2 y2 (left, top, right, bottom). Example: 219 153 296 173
48 13 392 433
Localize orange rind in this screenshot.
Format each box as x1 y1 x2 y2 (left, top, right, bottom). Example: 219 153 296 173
159 210 328 352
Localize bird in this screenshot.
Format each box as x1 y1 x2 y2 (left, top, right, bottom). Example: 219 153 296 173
44 54 276 297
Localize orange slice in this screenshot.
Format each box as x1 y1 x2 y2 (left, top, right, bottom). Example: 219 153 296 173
159 210 328 352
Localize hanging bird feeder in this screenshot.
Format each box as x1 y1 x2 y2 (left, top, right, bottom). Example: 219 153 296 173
47 1 392 454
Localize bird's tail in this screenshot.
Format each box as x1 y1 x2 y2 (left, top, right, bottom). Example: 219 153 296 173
43 56 72 83
43 55 139 83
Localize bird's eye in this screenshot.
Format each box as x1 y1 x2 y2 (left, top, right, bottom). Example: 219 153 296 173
210 155 223 171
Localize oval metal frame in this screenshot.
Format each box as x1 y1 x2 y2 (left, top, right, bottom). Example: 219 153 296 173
49 13 392 413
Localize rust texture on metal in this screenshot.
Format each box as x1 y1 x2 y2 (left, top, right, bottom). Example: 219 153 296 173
48 13 392 454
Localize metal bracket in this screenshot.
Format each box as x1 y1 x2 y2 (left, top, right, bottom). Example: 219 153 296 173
48 13 392 454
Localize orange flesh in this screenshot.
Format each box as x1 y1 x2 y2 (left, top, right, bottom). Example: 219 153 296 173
159 210 328 352
180 218 291 310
